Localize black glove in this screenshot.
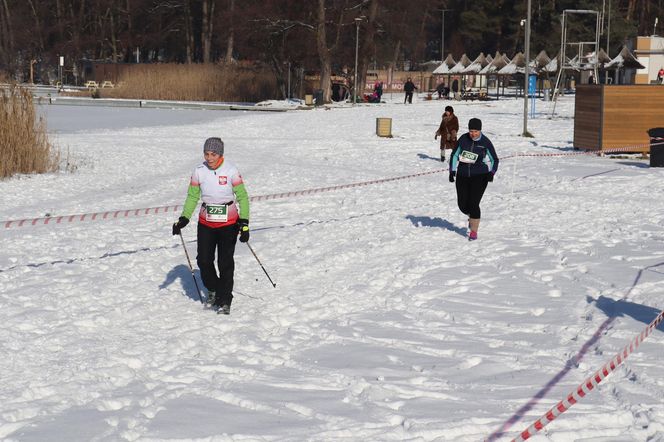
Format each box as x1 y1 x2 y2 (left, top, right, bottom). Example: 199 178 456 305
487 172 494 182
449 171 455 183
238 218 250 243
172 216 189 235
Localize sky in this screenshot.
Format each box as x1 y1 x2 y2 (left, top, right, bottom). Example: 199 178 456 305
1 91 663 441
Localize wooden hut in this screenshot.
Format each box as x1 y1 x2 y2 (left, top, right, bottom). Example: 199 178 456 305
573 85 664 153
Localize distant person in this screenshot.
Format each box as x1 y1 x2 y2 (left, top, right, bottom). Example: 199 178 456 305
588 72 595 84
658 67 664 84
449 118 499 241
331 83 341 102
451 78 460 100
403 77 417 104
373 80 383 101
436 82 449 99
171 137 250 315
435 105 459 162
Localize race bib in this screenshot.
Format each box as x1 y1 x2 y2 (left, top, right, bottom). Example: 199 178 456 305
459 150 478 164
205 204 228 222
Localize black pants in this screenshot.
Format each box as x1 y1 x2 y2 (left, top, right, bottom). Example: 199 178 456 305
455 174 489 219
197 222 239 306
404 92 413 103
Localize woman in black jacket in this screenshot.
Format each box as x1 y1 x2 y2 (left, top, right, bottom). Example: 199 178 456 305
449 118 499 241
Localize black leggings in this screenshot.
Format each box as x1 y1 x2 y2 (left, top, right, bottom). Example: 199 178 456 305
455 174 489 219
197 222 239 306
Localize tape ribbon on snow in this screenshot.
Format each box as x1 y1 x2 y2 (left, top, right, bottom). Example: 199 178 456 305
510 308 664 441
3 141 664 230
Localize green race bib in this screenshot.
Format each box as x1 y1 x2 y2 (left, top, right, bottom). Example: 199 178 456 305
205 204 228 222
459 150 478 164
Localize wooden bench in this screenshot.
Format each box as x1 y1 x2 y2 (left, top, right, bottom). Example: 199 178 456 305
85 80 99 89
101 80 114 88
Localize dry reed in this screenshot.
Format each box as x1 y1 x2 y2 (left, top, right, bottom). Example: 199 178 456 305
101 64 278 102
0 85 58 179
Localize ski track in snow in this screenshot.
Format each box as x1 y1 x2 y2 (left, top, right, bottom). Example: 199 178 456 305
1 96 664 441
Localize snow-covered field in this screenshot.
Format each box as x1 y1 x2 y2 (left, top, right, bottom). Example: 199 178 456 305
1 93 663 441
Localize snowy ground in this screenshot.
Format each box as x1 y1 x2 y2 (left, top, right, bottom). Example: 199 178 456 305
1 93 664 441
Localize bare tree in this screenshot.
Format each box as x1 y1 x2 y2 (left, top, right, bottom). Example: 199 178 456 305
202 0 216 63
358 0 379 97
225 0 235 63
316 0 333 102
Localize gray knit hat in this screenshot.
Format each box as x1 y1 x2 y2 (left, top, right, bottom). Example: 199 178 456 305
203 137 224 155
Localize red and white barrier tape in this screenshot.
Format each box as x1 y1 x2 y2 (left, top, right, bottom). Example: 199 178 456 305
2 169 445 229
512 308 664 441
504 140 664 159
3 140 664 230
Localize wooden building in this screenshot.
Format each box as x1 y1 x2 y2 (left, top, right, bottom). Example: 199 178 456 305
573 84 664 153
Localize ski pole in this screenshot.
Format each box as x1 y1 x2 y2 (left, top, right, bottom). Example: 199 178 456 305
246 243 277 288
178 232 204 304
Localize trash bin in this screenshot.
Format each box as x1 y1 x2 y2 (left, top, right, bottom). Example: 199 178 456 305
314 89 324 106
648 128 664 167
376 118 392 137
304 94 314 106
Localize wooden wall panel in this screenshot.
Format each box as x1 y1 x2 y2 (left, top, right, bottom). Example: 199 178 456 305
602 86 664 152
573 86 603 150
574 85 664 153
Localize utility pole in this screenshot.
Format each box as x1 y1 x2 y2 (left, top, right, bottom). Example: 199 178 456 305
522 0 532 137
353 17 363 105
440 9 452 60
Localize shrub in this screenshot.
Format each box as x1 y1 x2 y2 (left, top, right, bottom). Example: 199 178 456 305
0 85 58 179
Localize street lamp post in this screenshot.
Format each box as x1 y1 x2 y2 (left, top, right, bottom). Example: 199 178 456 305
353 17 362 105
440 9 452 60
522 0 532 137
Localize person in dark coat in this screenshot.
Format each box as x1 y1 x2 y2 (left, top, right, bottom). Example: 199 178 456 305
373 81 383 101
435 105 459 162
403 77 417 104
449 118 499 241
451 78 460 100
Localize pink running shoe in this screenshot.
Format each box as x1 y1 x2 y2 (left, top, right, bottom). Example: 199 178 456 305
468 231 478 241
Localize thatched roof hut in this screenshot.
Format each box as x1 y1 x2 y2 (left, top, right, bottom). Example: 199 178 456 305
432 54 457 74
605 46 645 69
498 52 527 75
480 52 510 74
463 52 489 74
449 54 472 74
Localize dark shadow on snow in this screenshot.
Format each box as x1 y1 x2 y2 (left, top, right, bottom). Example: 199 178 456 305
589 295 664 331
615 161 649 168
487 260 664 441
160 264 204 303
417 153 443 162
406 215 466 237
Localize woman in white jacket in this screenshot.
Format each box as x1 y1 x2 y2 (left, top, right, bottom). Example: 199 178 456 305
172 137 250 315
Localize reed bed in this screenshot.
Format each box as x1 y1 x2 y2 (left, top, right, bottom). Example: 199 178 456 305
0 85 58 179
101 64 278 102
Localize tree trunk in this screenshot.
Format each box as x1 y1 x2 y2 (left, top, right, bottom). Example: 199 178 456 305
316 0 332 103
55 0 64 41
358 0 379 98
626 0 637 21
387 39 401 90
1 0 14 52
26 0 44 52
202 0 216 63
184 0 194 63
225 0 235 63
110 10 119 62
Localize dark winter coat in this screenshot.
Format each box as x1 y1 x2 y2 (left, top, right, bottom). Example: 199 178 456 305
403 80 417 93
450 132 499 178
435 114 459 150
